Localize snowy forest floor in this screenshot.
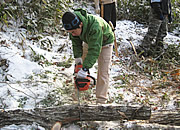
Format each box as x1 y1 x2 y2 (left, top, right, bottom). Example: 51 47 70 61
0 1 180 130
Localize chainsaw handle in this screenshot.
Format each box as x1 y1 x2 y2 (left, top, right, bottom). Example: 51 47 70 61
87 75 96 85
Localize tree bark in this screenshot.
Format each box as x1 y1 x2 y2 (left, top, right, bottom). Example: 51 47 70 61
121 121 180 130
149 111 180 126
0 104 151 129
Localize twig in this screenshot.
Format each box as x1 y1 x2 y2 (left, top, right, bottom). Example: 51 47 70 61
6 82 37 99
0 80 55 84
129 40 137 56
154 51 165 60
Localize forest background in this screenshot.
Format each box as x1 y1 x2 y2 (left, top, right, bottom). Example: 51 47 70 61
0 0 180 129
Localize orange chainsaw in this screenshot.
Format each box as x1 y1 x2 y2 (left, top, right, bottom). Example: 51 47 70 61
74 63 96 91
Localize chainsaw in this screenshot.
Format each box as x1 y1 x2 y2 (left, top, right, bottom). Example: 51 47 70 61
74 63 96 91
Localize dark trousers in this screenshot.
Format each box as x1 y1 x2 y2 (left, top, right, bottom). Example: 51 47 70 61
142 9 168 48
100 2 116 28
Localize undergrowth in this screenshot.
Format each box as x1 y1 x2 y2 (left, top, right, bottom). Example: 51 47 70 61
110 43 180 107
0 0 73 34
131 43 180 82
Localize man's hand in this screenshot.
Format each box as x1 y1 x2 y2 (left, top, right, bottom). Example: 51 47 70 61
77 68 88 78
74 58 83 75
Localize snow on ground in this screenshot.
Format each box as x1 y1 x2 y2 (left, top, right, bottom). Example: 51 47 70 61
0 1 180 129
1 19 179 129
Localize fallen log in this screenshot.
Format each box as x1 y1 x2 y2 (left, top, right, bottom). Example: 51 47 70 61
0 104 151 129
149 111 180 126
122 121 180 130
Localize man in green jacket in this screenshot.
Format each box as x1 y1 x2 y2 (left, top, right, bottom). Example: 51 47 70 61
62 9 114 104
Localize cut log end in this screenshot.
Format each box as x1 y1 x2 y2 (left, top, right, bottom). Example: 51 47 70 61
51 122 62 130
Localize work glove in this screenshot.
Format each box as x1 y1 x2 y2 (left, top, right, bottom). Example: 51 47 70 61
151 2 164 20
77 68 89 78
74 58 83 75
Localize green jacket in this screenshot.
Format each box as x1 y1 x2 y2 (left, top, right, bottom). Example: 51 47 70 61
70 9 114 69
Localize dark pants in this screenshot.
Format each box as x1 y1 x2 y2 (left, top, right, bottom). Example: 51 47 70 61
142 9 168 49
100 2 116 28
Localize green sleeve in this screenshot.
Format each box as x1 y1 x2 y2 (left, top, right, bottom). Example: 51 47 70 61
83 27 103 69
70 34 83 58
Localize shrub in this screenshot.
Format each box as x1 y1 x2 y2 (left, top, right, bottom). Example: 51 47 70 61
0 0 73 34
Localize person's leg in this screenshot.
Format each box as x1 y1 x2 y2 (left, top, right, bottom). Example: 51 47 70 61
81 43 113 104
138 9 162 56
111 2 116 28
142 14 162 47
155 15 168 49
100 3 111 24
100 3 116 28
96 44 113 104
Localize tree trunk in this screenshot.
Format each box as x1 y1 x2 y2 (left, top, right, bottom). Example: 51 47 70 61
0 104 151 129
121 121 180 130
149 111 180 126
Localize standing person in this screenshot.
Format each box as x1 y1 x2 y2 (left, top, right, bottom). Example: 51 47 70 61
137 0 172 57
62 9 114 104
94 0 117 29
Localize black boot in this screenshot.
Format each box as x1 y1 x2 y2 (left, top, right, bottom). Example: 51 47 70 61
155 41 164 51
136 45 152 57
